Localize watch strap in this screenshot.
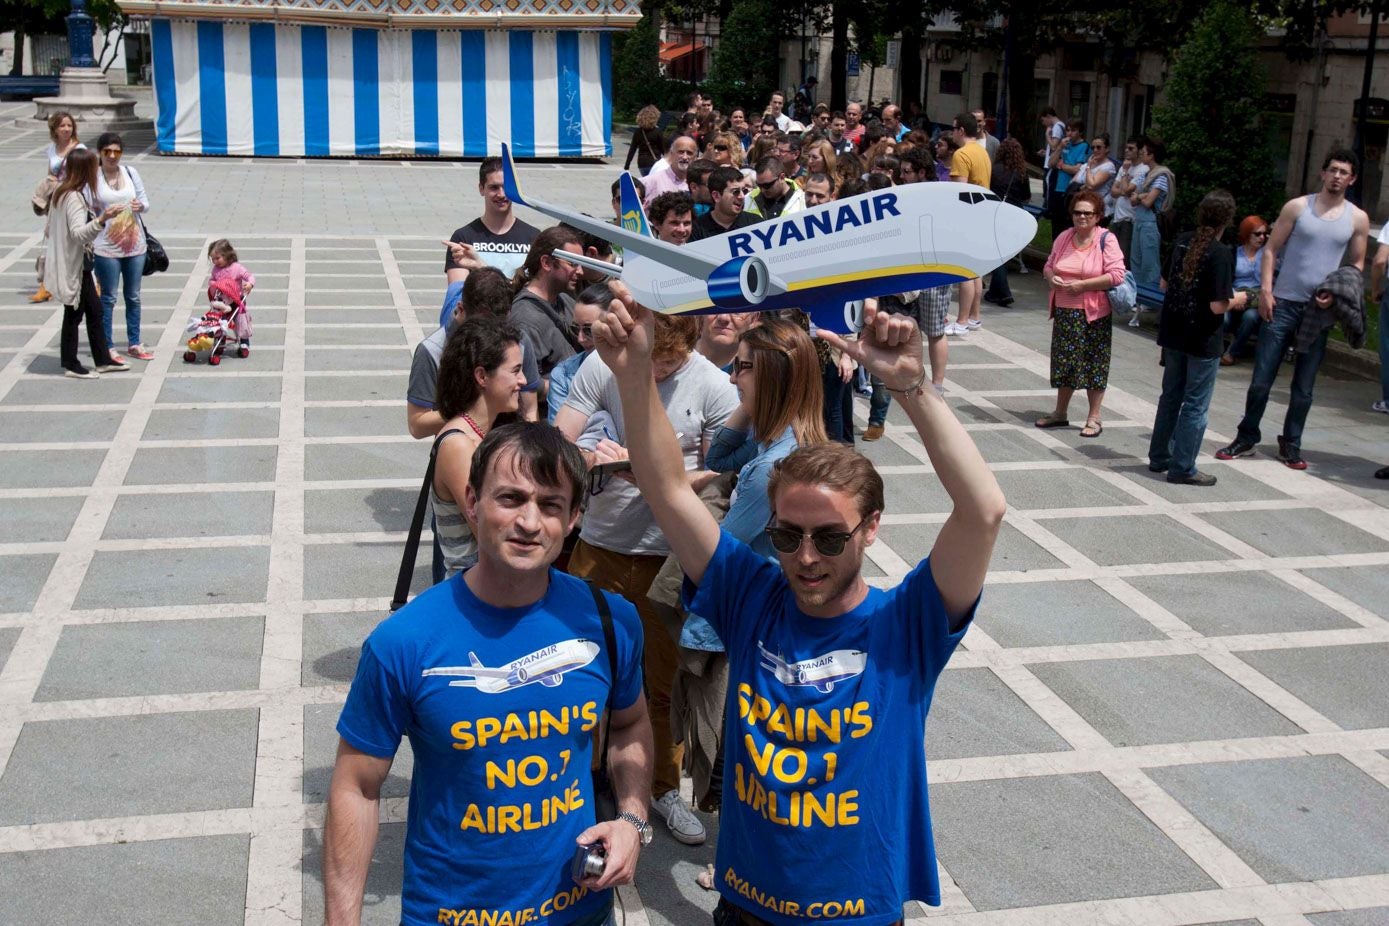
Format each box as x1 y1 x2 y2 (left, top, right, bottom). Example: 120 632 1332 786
617 811 652 844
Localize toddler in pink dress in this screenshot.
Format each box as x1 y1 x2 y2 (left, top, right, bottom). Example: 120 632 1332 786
208 238 255 349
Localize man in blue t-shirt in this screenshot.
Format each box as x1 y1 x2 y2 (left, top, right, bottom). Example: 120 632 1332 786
324 423 656 926
589 288 1006 925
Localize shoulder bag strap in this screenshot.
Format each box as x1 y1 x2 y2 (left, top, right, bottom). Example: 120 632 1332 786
585 580 618 779
391 428 463 611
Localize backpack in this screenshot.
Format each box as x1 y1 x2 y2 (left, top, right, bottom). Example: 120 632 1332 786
1141 165 1178 237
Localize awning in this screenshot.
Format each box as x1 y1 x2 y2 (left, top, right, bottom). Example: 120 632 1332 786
659 41 707 63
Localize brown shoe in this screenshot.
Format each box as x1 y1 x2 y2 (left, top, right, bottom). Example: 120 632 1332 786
863 424 885 441
29 286 51 303
1220 353 1236 366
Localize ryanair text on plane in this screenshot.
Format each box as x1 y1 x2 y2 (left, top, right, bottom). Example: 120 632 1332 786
727 193 903 258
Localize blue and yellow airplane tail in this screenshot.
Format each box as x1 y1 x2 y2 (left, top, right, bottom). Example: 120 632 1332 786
618 173 652 239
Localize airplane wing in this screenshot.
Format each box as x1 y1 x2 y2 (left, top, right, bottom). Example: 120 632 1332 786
422 665 513 680
500 143 721 281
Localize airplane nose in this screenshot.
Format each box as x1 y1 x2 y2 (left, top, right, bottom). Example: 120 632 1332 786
995 203 1038 267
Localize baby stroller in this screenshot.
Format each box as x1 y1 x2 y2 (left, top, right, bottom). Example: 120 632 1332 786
184 279 250 366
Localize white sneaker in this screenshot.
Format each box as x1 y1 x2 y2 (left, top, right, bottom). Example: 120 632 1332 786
1127 311 1141 328
652 790 706 845
946 323 967 337
966 319 982 330
1373 400 1389 414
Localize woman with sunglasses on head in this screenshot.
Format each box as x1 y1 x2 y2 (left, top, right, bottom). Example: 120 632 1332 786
1221 216 1270 366
1036 189 1128 438
90 132 154 364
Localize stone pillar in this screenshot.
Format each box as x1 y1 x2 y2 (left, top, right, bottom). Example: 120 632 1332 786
31 0 146 135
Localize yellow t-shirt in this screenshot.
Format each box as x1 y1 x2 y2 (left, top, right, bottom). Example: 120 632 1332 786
950 141 992 188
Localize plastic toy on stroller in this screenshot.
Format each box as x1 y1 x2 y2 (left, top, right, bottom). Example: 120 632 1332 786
184 279 250 366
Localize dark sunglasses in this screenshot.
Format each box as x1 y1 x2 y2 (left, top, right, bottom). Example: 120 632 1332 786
765 515 871 557
1253 230 1269 237
1070 209 1097 217
757 179 779 190
101 147 122 157
569 323 594 339
713 144 729 151
730 358 755 375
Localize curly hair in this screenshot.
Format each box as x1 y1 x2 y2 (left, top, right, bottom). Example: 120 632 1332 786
1180 189 1236 287
436 317 522 420
636 105 661 131
995 137 1026 175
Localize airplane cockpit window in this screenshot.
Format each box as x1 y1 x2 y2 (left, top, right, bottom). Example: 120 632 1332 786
982 192 1001 202
958 192 994 205
958 192 973 204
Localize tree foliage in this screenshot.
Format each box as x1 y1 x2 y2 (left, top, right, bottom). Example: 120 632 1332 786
702 0 780 113
1151 0 1284 224
612 13 665 118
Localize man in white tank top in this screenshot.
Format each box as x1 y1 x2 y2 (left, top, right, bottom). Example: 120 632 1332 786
1216 148 1369 470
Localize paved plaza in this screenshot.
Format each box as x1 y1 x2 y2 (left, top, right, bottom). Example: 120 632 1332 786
1 96 1388 925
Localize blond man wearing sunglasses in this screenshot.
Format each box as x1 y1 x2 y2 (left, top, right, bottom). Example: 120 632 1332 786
593 286 1005 926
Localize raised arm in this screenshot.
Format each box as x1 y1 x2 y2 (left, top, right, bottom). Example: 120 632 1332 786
323 741 392 926
592 283 722 584
820 304 1006 625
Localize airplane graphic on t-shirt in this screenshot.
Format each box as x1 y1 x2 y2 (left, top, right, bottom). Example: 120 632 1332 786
422 639 600 694
758 642 867 693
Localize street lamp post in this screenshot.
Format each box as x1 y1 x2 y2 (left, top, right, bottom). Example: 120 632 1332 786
66 0 98 69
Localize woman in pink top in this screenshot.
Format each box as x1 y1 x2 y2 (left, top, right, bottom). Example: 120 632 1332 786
1035 190 1128 437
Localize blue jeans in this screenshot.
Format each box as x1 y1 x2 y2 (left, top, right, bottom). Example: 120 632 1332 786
1130 209 1161 286
1235 299 1328 451
1224 306 1261 359
821 362 854 444
868 374 891 427
1149 349 1220 477
93 253 146 349
1379 298 1389 404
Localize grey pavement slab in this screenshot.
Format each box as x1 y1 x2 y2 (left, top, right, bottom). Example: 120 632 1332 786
1113 463 1295 504
1298 565 1389 618
985 393 1135 425
0 553 57 613
1307 911 1389 926
0 709 259 824
0 409 124 442
304 487 415 534
880 472 952 514
305 372 407 401
34 616 265 701
303 702 413 803
123 444 280 485
952 428 1067 464
0 835 251 926
307 325 410 347
1124 571 1358 637
73 546 271 609
102 490 275 540
156 373 284 404
1149 755 1389 883
303 541 431 601
1042 513 1234 566
0 448 107 488
302 611 383 686
993 467 1143 510
877 521 1065 573
1236 643 1389 730
305 308 402 324
305 405 412 438
927 667 1073 759
946 365 1052 392
1196 508 1389 558
0 627 20 674
975 580 1167 647
858 434 930 466
931 772 1216 910
302 823 404 926
948 399 1007 423
142 405 283 440
304 440 427 482
1030 655 1304 747
306 347 414 372
0 495 86 544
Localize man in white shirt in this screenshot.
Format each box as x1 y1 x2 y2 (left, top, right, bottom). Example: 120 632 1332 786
1108 137 1149 263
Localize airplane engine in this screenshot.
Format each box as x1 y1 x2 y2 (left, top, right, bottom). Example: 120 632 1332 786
707 256 772 308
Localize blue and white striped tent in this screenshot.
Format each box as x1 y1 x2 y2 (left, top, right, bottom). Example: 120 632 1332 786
149 19 614 158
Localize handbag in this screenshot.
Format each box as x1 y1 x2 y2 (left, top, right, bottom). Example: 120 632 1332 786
391 428 459 612
138 216 168 275
31 174 58 216
1101 232 1138 313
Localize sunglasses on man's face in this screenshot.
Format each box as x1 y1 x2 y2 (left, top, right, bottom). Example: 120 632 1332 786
764 515 871 557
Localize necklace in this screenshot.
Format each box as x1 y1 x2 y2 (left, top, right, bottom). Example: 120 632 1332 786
461 413 486 439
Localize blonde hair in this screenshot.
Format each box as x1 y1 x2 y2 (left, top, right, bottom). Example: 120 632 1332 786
802 138 837 177
636 105 660 130
741 318 827 446
652 314 699 360
713 132 745 167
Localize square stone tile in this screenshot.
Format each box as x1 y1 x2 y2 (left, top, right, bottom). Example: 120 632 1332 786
1237 643 1389 730
305 440 426 482
0 627 20 674
0 495 86 543
1031 655 1303 747
142 406 282 440
307 325 408 347
306 405 414 437
306 348 413 372
244 325 286 346
1197 509 1389 558
0 709 259 824
103 490 275 540
73 546 270 609
0 409 123 442
415 307 444 327
877 521 1065 573
301 823 404 926
305 373 407 401
305 486 415 534
1113 464 1294 504
302 611 384 685
946 366 1052 392
1042 514 1233 566
305 307 400 323
1125 572 1358 637
124 445 279 485
932 772 1215 910
927 667 1072 759
984 394 1133 425
303 702 414 803
212 348 285 372
880 473 952 514
958 428 1067 464
1307 911 1389 926
0 553 56 612
0 448 106 488
157 374 284 404
1149 755 1389 882
949 400 1006 424
993 467 1142 511
34 616 265 701
975 580 1166 647
0 835 250 926
1299 566 1389 620
858 435 928 467
304 541 431 601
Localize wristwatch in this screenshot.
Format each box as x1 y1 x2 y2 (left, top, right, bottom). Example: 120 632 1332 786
617 811 653 846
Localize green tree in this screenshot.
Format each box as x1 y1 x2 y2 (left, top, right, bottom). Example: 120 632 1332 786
702 0 780 113
612 12 663 119
1151 0 1283 224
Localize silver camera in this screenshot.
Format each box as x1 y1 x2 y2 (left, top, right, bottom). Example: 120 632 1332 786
571 842 606 883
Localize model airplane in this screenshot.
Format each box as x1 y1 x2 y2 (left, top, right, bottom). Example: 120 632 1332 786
758 642 868 693
422 639 600 694
499 143 1036 333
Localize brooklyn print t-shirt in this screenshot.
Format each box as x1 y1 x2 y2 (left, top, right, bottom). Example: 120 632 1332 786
683 531 973 925
444 216 540 279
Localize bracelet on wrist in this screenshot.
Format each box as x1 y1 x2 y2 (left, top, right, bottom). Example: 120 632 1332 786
885 370 929 395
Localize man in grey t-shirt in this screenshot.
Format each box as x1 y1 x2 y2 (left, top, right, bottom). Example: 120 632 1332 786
554 317 737 847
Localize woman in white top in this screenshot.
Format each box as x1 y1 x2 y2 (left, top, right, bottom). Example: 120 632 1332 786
90 132 154 365
32 112 85 304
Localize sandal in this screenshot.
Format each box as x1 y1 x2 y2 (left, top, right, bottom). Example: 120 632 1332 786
1080 418 1103 438
1035 413 1070 429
